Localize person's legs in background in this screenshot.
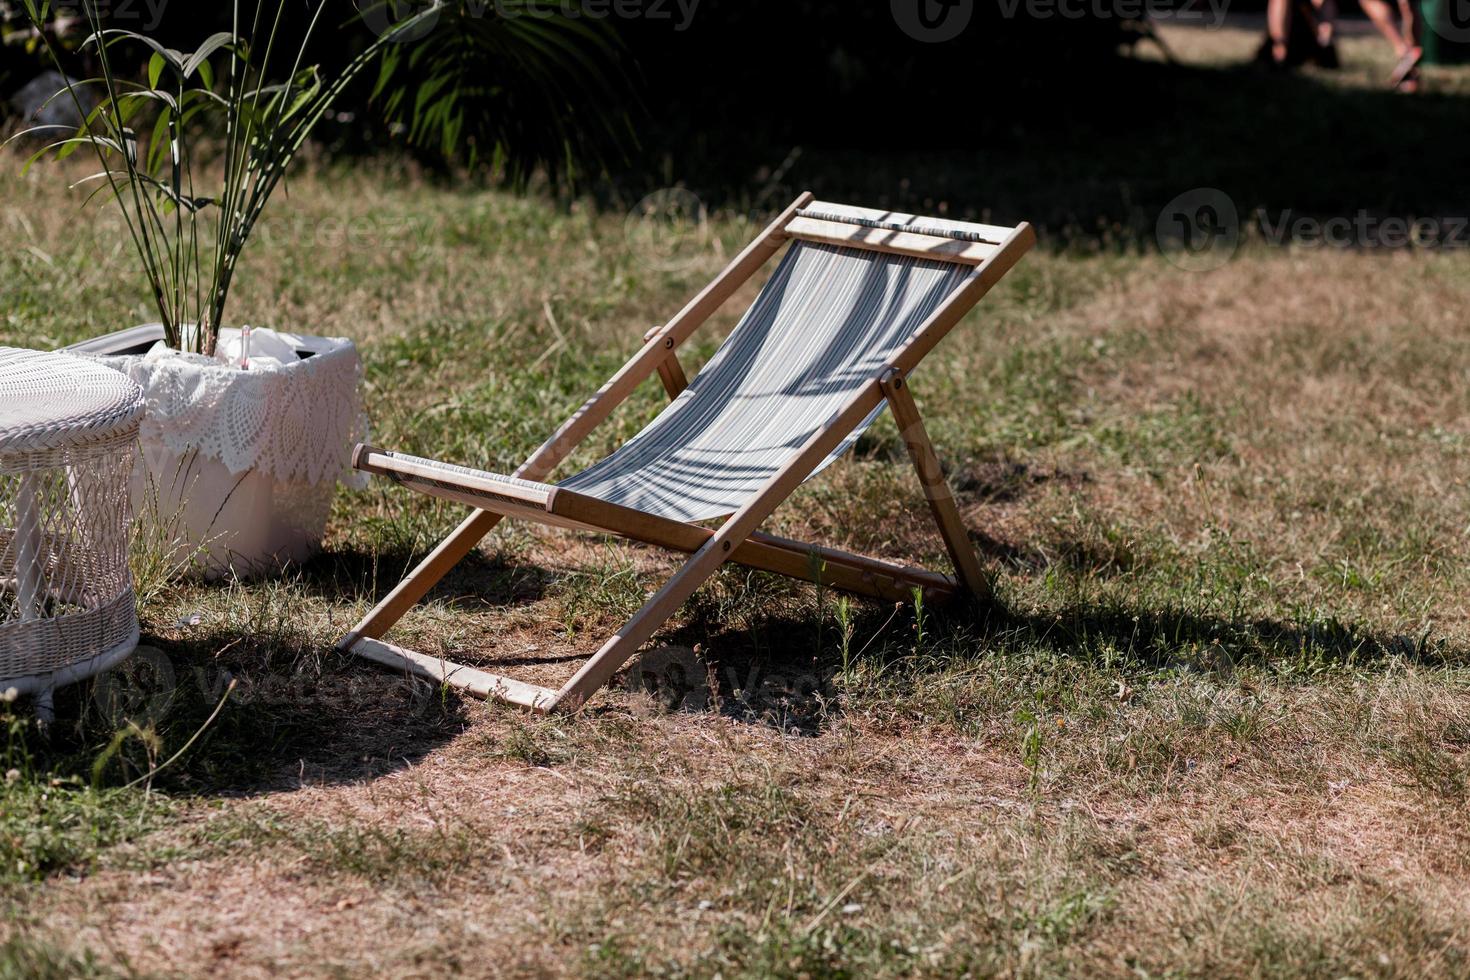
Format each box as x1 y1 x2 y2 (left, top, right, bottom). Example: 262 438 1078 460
1311 0 1340 66
1266 0 1342 69
1267 0 1293 65
1396 0 1422 89
1361 0 1423 88
1312 0 1338 46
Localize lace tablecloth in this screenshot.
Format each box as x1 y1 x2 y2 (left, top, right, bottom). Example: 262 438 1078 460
91 329 366 487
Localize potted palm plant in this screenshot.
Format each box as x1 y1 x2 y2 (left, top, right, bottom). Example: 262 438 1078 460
13 0 442 578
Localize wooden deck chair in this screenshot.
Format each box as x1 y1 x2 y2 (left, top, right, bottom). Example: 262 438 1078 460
340 194 1035 713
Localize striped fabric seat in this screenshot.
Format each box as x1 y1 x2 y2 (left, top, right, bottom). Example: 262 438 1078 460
559 242 970 522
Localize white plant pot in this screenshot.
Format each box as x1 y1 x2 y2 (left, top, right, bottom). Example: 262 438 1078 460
66 324 365 580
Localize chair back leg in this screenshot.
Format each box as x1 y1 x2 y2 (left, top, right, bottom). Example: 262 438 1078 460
880 369 993 603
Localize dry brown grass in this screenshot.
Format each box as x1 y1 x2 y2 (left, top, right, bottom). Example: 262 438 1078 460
11 694 1470 976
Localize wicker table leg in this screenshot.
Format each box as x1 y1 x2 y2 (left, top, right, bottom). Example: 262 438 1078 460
14 473 44 621
33 688 54 728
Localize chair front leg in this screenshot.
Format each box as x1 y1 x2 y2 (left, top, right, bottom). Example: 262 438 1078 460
554 377 890 710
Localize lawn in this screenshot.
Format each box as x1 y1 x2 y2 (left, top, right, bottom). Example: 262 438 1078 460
2 23 1470 979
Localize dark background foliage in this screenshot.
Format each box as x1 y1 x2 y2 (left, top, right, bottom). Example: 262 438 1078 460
1 0 1131 187
4 0 1469 237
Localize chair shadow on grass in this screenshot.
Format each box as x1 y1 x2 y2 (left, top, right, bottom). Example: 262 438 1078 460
634 579 1464 737
57 577 1457 791
66 533 1456 786
290 543 556 614
33 546 558 798
39 626 468 796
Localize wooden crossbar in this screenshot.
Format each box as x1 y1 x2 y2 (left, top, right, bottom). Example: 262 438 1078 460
799 201 1017 245
354 637 559 712
354 447 553 509
554 484 957 603
785 216 1000 265
353 446 957 604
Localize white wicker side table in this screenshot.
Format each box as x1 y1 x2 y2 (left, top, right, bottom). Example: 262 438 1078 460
0 347 144 717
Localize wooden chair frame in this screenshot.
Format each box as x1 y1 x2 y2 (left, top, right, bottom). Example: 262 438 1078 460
339 193 1036 713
